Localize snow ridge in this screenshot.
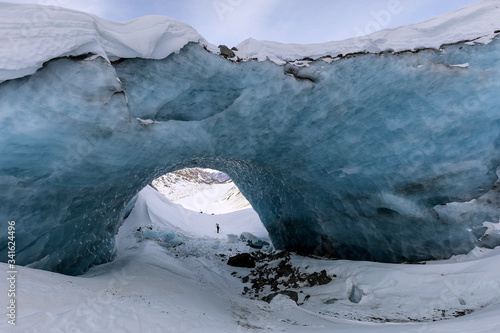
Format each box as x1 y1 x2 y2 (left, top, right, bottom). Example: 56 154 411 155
235 0 500 63
1 0 500 82
0 2 207 82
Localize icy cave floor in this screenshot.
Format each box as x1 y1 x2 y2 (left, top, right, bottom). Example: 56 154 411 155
2 186 500 333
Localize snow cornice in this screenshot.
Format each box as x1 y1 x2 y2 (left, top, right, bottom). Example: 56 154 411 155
0 0 499 82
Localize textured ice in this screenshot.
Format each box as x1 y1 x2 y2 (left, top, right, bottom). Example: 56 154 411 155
349 285 364 304
240 232 271 250
135 227 183 248
1 3 500 274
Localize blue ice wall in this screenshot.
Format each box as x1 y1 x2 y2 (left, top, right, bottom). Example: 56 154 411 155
1 39 500 274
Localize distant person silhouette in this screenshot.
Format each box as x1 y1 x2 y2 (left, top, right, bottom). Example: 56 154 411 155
216 223 220 234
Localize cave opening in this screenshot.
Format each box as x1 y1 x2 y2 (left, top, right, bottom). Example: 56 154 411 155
123 167 272 252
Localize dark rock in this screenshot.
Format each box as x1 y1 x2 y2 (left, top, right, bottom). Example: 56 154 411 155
287 275 297 284
271 281 279 291
235 250 335 300
252 280 266 290
307 270 332 286
262 290 299 304
227 253 255 268
68 52 96 61
453 309 474 317
277 260 294 277
317 270 333 285
299 273 308 282
270 251 288 260
218 45 235 58
231 46 238 51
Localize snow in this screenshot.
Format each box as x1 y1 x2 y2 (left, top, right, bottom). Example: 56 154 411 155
136 118 161 125
125 186 267 241
235 0 500 62
2 186 500 332
0 2 208 82
1 0 500 82
156 180 251 215
151 168 251 214
450 62 470 68
174 182 251 214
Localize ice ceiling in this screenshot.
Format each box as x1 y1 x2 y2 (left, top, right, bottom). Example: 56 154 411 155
1 36 500 275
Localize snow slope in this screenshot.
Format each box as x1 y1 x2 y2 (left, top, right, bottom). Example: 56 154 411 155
210 185 252 213
173 182 251 214
1 0 499 81
2 186 500 332
123 185 266 240
152 168 251 214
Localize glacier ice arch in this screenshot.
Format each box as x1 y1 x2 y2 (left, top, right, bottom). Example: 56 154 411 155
1 39 500 275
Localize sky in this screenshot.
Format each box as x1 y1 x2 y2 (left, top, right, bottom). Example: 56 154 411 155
5 0 482 47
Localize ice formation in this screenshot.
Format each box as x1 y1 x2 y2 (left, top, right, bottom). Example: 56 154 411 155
1 1 500 274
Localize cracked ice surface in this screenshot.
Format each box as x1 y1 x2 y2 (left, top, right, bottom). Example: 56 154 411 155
0 2 500 274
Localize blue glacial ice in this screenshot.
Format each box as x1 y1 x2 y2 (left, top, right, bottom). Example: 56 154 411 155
135 226 183 248
1 21 500 274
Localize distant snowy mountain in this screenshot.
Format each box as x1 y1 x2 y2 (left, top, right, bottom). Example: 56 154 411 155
151 168 251 214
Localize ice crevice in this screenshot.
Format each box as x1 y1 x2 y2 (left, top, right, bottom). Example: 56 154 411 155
1 2 500 275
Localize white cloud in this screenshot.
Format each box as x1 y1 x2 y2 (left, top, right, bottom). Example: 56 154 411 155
174 0 283 46
5 0 115 19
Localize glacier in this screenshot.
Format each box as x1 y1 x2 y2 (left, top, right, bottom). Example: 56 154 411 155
1 2 500 275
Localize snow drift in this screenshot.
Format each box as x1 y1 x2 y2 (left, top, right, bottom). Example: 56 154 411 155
1 1 500 274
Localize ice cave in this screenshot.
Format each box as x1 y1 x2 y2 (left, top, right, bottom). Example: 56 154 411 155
1 1 500 276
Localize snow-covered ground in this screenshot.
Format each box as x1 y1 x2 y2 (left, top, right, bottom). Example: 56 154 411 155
3 185 500 332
